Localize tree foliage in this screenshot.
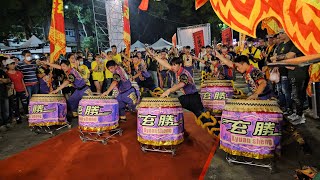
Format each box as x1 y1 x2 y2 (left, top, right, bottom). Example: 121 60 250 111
0 0 51 39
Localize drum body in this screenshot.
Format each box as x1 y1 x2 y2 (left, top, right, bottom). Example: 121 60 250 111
220 99 283 159
112 81 140 103
78 96 119 131
137 98 184 146
200 80 234 111
28 94 67 126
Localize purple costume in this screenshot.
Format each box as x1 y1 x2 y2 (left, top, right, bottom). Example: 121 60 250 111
134 61 156 90
39 77 50 94
113 66 137 116
66 68 92 114
244 65 273 100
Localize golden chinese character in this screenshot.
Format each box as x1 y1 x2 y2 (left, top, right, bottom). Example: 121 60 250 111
222 119 251 135
139 114 157 126
253 122 281 136
203 92 211 100
158 115 178 126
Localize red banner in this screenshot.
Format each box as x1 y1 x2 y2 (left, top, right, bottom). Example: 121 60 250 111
172 33 177 47
139 0 149 11
193 30 204 56
221 27 233 46
48 0 66 63
123 0 131 56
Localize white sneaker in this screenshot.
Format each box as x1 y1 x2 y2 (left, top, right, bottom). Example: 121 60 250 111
291 114 306 125
0 125 7 132
288 113 297 119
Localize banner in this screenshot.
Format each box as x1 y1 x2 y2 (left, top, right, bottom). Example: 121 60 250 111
192 30 204 56
172 33 177 47
48 0 66 63
195 0 320 55
139 0 149 11
221 27 232 46
177 23 211 49
238 32 246 53
123 0 131 56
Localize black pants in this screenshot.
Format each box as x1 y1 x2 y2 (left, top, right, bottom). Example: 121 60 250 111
0 97 9 126
102 78 112 94
137 77 156 91
290 77 308 116
178 92 204 117
9 92 28 118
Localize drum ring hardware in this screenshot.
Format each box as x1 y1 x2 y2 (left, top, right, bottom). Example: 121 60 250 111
30 123 71 136
226 153 277 174
79 128 123 145
140 143 177 156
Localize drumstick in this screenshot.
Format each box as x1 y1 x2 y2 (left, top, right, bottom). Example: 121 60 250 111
267 54 320 67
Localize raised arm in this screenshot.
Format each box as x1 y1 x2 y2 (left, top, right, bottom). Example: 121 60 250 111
215 51 234 68
42 61 62 70
192 56 206 64
146 48 172 70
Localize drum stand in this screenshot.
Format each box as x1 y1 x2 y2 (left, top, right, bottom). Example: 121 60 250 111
140 143 177 156
226 153 276 173
79 128 123 145
30 123 72 135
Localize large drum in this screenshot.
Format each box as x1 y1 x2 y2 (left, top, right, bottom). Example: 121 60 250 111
28 94 67 126
200 80 234 112
220 99 283 159
78 96 119 132
137 98 184 146
112 81 140 103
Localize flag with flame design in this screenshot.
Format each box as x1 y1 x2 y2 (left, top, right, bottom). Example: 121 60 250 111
261 17 282 35
123 0 131 56
48 0 66 63
195 0 320 55
139 0 149 11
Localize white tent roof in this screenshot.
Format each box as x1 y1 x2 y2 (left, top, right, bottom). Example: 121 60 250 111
150 38 173 50
130 40 145 52
19 35 43 48
0 43 11 50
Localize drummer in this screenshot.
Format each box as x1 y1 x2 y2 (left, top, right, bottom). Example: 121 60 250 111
101 60 137 122
215 51 273 100
123 54 162 96
146 48 218 137
193 55 227 80
49 60 92 118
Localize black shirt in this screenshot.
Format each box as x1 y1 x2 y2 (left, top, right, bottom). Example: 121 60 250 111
0 69 9 98
146 56 158 71
276 41 300 76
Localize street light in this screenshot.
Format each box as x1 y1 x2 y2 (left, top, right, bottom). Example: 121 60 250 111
64 5 69 10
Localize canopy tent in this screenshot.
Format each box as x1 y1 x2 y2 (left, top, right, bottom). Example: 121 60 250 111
19 35 44 48
130 40 145 52
2 46 72 55
0 43 11 50
150 38 173 50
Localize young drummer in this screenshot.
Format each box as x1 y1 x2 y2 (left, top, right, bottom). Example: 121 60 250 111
49 60 92 118
123 54 163 96
193 55 227 80
146 48 219 137
101 60 138 122
215 51 273 100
